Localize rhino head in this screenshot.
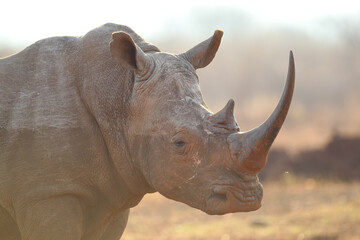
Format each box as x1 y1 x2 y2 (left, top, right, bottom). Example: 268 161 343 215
109 30 295 215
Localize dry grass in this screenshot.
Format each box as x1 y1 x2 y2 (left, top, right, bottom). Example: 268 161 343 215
122 179 360 240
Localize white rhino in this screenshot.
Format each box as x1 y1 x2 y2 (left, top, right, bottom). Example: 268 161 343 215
0 23 295 239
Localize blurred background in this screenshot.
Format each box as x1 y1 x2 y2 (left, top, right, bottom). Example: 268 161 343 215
1 0 359 239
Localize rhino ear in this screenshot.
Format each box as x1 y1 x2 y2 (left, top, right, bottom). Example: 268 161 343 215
180 30 223 69
110 31 150 73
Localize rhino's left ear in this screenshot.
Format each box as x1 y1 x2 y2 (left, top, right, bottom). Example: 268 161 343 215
110 31 151 75
180 30 223 69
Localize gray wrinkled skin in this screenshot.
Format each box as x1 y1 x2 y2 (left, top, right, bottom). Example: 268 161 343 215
0 23 295 240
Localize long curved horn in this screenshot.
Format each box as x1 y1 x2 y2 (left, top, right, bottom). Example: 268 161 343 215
227 51 295 174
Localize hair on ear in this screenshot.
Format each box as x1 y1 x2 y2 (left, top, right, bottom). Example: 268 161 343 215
110 31 137 69
180 29 223 69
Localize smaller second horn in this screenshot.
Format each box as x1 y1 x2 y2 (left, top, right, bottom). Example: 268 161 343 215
206 99 239 134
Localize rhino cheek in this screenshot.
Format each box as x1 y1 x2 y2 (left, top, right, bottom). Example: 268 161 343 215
146 151 199 194
153 153 213 211
159 174 211 212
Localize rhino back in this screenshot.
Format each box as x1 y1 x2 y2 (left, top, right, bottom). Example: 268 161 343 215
0 36 86 130
0 35 107 203
0 23 152 130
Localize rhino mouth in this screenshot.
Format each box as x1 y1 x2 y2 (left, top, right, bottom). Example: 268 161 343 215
205 181 263 215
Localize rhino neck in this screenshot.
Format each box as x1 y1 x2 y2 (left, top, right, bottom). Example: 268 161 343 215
74 37 155 202
101 121 155 196
77 74 153 199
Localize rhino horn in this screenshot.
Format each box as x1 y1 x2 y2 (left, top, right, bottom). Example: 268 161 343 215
209 99 239 132
110 31 153 78
227 51 295 174
180 30 223 69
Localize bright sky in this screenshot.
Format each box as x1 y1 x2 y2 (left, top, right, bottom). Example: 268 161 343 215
0 0 359 46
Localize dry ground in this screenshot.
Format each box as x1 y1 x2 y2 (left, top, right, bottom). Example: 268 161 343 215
122 179 360 240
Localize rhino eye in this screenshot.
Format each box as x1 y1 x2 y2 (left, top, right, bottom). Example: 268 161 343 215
175 140 186 147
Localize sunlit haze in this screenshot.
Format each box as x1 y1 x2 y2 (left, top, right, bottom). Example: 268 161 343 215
1 0 359 46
